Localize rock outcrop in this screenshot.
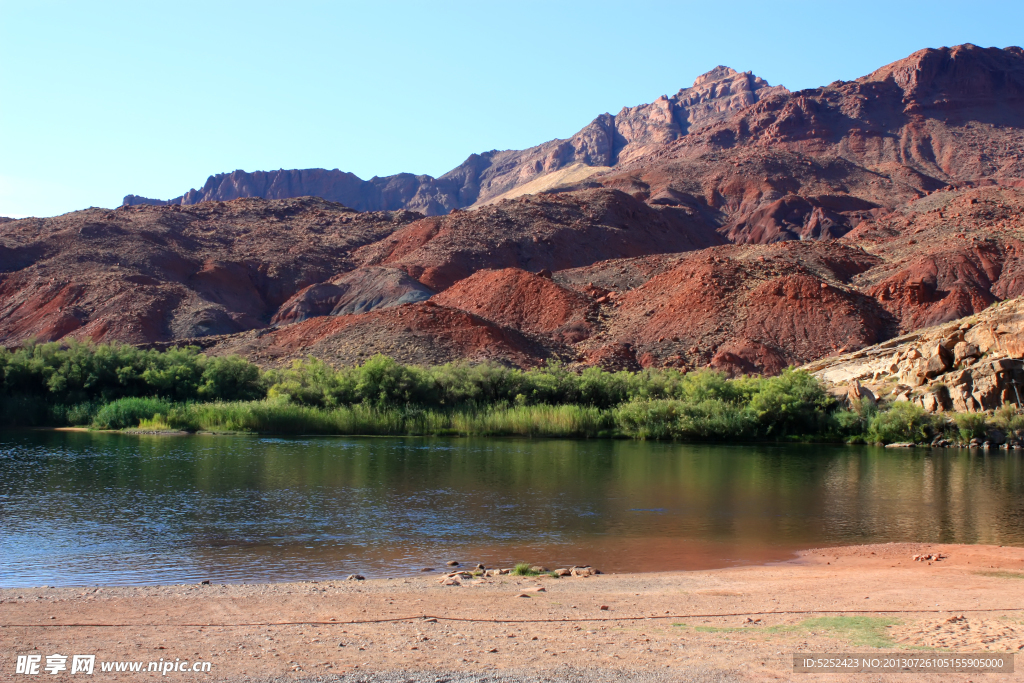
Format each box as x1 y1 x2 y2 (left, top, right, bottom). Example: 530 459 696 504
802 297 1024 412
565 241 894 374
597 44 1024 246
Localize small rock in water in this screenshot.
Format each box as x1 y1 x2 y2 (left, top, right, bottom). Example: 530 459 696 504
474 563 485 570
346 574 365 581
420 568 434 572
446 561 460 567
200 580 210 585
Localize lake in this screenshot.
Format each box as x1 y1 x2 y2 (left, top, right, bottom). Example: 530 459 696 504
2 430 1024 587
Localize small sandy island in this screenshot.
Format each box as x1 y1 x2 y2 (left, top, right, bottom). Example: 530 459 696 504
3 544 1024 682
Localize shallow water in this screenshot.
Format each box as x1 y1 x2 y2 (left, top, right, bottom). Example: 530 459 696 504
2 430 1023 587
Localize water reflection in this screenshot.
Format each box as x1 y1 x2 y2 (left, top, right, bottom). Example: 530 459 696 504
1 431 1023 587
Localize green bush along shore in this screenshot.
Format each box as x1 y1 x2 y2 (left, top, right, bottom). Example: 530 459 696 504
1 341 1021 444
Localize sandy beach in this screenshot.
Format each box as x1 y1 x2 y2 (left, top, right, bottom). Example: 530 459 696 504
3 543 1024 681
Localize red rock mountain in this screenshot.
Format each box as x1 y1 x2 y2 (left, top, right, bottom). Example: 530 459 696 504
6 44 1024 375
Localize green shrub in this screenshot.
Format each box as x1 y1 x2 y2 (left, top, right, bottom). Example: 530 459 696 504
197 355 264 401
867 401 936 444
92 397 172 430
992 405 1024 438
953 412 989 443
613 399 756 440
0 344 869 441
60 401 103 426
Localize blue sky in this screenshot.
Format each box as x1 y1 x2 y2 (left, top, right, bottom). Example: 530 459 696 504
2 1 1022 218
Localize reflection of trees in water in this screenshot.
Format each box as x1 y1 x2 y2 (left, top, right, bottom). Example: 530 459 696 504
3 431 1024 586
818 449 1024 546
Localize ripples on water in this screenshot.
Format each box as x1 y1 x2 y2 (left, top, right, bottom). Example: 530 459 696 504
1 430 1023 587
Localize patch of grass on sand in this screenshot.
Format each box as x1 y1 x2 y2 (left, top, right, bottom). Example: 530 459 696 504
975 570 1024 579
675 616 898 647
784 617 898 648
511 562 539 576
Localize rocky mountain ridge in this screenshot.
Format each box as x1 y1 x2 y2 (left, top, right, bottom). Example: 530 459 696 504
123 67 785 215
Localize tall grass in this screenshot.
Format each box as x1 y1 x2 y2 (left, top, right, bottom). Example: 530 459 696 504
450 404 611 437
146 401 612 438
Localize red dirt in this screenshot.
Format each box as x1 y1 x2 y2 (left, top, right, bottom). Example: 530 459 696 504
576 242 894 374
431 268 597 344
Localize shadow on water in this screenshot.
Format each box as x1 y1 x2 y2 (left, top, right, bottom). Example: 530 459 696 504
1 430 1023 587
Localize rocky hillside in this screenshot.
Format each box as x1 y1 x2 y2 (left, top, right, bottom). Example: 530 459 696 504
5 44 1024 377
0 199 420 345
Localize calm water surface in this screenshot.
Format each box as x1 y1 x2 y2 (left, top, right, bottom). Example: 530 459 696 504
2 430 1024 587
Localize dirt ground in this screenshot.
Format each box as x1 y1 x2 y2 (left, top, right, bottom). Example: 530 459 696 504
3 543 1024 682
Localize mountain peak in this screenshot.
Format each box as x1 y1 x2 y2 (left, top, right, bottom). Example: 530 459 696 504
692 66 739 87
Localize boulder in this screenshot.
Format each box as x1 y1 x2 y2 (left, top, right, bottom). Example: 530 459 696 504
848 381 876 406
941 332 964 349
951 386 981 413
953 341 980 365
924 343 953 378
921 387 951 413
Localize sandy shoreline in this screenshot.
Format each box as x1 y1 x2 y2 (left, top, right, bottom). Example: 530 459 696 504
3 543 1024 681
